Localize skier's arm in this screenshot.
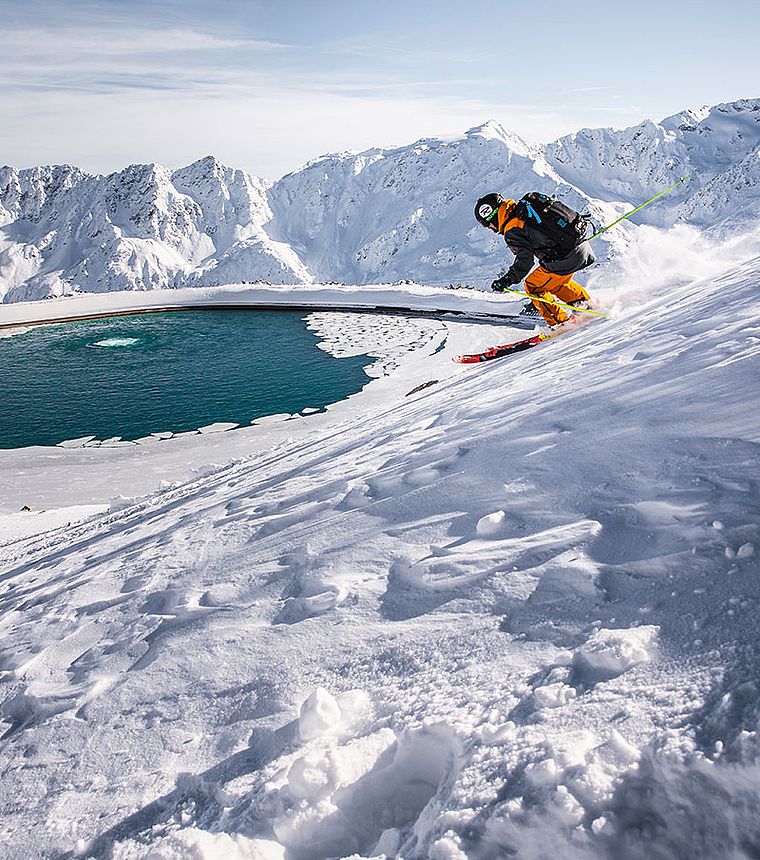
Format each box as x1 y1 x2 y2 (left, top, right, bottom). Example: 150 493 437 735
503 230 535 284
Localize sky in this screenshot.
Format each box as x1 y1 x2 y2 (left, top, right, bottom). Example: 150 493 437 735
1 0 758 178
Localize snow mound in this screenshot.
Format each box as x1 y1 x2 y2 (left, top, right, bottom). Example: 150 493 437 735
129 829 284 859
572 626 659 683
297 687 343 742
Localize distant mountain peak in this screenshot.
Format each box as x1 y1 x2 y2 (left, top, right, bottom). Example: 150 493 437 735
178 154 229 176
661 97 760 132
466 119 531 147
466 119 509 137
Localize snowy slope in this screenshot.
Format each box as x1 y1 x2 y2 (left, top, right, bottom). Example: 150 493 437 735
1 240 759 858
3 98 760 303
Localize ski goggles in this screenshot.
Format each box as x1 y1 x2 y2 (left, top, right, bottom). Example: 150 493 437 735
478 203 502 230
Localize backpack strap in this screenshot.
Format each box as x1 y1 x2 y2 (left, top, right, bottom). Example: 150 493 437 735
523 200 544 224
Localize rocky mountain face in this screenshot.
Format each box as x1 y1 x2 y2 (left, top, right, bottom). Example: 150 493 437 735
267 122 605 289
1 98 759 302
0 158 310 302
545 99 760 228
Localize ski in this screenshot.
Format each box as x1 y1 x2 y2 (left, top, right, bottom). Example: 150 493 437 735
453 314 600 364
453 331 554 364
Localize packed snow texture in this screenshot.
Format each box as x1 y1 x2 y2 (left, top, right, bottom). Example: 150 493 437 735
2 99 760 302
1 232 760 858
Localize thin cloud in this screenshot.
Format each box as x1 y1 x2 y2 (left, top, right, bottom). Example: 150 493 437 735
0 26 287 56
1 79 608 179
571 86 612 93
316 38 475 65
0 25 290 95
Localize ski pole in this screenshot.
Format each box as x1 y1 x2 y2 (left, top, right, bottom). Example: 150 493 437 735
503 287 607 317
587 176 689 241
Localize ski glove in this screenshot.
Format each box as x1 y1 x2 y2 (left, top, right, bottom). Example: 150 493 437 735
491 275 515 293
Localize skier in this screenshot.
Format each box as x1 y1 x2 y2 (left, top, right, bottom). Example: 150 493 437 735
474 192 596 326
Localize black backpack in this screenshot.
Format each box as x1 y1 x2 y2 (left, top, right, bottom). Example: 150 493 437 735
514 192 590 259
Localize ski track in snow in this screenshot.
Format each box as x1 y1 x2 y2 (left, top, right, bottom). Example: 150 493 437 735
1 255 760 859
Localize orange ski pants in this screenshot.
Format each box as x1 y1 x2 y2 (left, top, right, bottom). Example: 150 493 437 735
524 267 590 326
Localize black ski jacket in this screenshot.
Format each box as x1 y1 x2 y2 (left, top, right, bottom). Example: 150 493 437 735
503 218 595 282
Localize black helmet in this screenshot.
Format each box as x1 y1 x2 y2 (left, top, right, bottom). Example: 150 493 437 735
475 193 505 228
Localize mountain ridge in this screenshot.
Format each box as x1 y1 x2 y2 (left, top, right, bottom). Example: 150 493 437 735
2 97 759 302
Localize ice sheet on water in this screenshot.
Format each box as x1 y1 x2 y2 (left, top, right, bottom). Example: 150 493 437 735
90 337 140 348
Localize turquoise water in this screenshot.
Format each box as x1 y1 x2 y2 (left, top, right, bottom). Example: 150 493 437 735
0 310 370 449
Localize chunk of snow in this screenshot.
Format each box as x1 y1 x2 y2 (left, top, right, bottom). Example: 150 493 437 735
142 827 285 858
429 832 469 859
276 591 341 624
287 728 396 801
335 689 373 733
478 721 516 746
737 542 754 558
56 435 96 448
254 413 293 424
552 784 585 826
548 730 597 769
92 337 139 348
573 626 659 681
532 682 577 709
298 687 342 742
476 510 507 536
605 729 641 764
525 758 561 786
198 422 239 434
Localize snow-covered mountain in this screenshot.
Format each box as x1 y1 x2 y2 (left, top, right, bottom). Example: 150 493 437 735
0 158 310 302
679 141 760 229
545 99 760 228
265 122 599 288
1 98 759 302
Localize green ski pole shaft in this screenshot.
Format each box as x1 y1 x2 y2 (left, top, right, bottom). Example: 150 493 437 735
587 176 688 241
503 287 607 317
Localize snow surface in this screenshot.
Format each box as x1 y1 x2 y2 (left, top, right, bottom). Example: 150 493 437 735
1 220 760 859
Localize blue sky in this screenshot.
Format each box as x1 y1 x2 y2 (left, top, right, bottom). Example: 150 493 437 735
1 0 758 177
